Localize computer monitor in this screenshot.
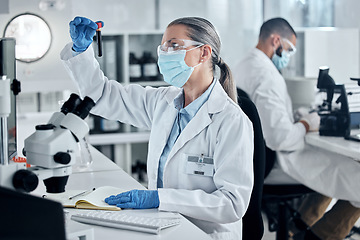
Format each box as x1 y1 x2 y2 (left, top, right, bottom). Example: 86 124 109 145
0 186 66 240
0 38 17 160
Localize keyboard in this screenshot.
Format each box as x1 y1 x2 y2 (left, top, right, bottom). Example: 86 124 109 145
71 211 181 234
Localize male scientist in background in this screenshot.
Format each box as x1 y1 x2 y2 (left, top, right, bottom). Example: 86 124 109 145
234 17 360 240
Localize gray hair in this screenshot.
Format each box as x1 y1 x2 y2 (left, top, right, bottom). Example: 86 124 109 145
168 17 237 103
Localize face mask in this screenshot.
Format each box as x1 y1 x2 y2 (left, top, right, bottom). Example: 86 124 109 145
157 49 202 88
272 47 290 70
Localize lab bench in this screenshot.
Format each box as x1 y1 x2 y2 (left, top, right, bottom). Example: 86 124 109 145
31 145 211 239
305 132 360 160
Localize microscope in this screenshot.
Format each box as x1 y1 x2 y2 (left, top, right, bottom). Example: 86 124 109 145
1 90 95 193
21 94 95 193
316 66 350 137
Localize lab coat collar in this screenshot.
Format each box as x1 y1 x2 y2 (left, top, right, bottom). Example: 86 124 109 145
252 48 279 72
206 79 228 114
164 79 228 114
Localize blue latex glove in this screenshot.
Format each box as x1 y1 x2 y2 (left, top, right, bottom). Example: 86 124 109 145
105 190 159 209
69 16 99 52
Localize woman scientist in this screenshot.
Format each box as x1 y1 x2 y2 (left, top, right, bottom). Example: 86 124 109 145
61 16 254 239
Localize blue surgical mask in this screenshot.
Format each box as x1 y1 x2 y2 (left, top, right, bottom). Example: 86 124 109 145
157 49 202 88
272 47 290 70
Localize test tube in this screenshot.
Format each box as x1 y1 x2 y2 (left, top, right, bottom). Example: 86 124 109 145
96 21 103 57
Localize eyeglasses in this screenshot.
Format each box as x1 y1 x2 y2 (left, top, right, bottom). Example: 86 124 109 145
157 38 204 53
281 38 297 56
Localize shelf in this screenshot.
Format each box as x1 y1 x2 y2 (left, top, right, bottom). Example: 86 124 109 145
88 131 150 145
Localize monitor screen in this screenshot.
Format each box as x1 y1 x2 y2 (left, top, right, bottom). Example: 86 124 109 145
0 38 17 160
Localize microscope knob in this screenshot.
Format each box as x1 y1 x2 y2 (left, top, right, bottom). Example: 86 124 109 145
54 152 71 165
12 169 39 192
22 148 26 156
11 78 21 96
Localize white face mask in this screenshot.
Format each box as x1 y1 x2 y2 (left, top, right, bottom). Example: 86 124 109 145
157 48 202 88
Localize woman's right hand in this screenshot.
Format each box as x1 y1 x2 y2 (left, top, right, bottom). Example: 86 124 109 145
69 16 98 52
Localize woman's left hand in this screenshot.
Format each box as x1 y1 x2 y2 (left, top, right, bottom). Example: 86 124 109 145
105 190 159 209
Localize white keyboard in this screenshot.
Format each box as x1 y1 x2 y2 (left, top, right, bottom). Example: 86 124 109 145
71 211 181 235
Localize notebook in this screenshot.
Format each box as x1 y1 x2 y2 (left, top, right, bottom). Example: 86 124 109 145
71 211 181 234
43 186 124 210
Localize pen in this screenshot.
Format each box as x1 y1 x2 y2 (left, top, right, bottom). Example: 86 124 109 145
69 188 96 200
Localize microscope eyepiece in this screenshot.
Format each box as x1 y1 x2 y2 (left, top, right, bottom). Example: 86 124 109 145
35 124 56 131
61 93 82 115
72 96 95 119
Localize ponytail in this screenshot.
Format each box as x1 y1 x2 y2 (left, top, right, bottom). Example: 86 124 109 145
217 58 238 103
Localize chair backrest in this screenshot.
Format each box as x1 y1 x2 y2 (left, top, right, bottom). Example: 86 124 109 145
238 89 266 240
236 88 276 178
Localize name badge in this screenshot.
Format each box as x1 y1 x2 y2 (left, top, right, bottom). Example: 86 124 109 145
186 154 214 177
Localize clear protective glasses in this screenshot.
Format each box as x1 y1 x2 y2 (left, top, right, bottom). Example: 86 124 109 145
157 38 204 54
281 38 297 56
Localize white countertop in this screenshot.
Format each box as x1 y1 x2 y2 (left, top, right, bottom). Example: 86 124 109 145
305 132 360 160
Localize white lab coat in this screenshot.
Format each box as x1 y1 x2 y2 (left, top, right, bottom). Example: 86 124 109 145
61 43 254 240
234 48 360 207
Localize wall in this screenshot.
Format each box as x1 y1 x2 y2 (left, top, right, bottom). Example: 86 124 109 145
264 0 334 27
334 0 360 79
159 0 263 69
71 0 157 34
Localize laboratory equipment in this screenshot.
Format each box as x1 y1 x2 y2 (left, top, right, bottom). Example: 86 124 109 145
96 21 103 57
316 66 350 137
350 77 360 86
23 94 95 193
345 78 360 142
129 52 142 82
140 51 159 81
0 38 27 190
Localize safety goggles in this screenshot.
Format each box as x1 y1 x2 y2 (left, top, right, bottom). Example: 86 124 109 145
281 38 297 56
157 38 204 54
